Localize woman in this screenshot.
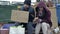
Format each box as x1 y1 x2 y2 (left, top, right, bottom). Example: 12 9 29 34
34 1 52 34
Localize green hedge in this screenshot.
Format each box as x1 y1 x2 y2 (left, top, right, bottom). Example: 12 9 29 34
0 5 17 23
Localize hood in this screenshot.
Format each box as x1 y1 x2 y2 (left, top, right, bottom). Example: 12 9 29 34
37 1 50 12
37 1 46 8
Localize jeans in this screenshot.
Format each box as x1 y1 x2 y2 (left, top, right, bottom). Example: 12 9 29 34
27 22 33 34
35 22 50 34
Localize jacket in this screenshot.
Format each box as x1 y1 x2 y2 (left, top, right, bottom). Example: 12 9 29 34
35 1 52 27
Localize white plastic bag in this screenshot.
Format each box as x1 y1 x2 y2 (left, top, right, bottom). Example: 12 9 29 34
54 27 59 33
9 26 17 34
9 26 25 34
17 26 25 34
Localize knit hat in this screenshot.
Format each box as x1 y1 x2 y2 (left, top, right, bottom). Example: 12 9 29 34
24 0 31 6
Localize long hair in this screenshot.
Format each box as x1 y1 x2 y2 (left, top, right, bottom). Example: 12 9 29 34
35 7 47 15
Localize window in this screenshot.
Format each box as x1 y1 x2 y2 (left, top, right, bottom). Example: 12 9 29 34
0 0 36 2
0 0 36 5
58 0 60 4
0 1 10 5
52 0 60 4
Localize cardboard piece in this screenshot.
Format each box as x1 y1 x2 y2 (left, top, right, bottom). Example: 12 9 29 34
49 7 58 28
11 10 29 23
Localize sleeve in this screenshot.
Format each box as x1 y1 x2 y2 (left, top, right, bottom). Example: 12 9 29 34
29 7 35 18
42 11 51 22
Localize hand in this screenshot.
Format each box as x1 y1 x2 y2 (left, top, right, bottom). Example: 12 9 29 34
33 17 38 23
39 19 42 22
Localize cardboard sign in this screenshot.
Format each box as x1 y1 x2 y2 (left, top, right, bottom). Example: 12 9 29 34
49 7 58 28
11 10 29 23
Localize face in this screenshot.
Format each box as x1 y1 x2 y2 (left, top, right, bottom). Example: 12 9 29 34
39 7 44 11
24 4 29 9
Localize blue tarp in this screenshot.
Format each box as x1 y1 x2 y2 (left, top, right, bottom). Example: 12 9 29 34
56 4 60 24
2 24 15 29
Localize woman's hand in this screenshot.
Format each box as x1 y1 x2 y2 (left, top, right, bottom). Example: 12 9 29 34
33 17 39 23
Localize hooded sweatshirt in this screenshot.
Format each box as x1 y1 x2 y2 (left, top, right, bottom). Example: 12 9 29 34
35 1 52 27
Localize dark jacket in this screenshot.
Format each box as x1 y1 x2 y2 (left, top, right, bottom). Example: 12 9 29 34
35 1 52 27
21 6 35 22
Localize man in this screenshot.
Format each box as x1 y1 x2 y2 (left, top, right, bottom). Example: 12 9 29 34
21 0 35 34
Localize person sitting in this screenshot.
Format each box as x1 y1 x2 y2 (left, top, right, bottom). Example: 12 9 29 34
34 1 52 34
21 0 35 34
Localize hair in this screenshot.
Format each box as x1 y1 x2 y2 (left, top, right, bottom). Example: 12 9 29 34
24 0 31 6
35 7 47 13
35 6 47 19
